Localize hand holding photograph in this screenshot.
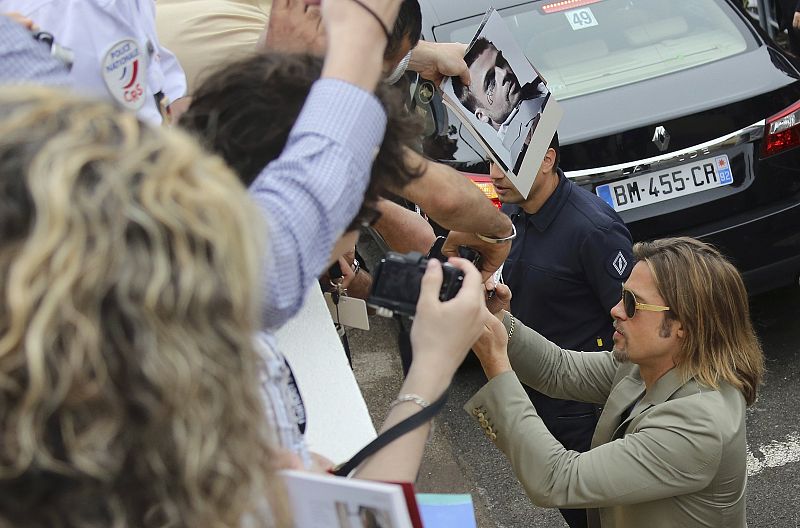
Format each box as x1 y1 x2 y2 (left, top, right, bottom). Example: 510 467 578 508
442 8 563 199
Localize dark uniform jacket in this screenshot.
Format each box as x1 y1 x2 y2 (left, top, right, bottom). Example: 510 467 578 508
502 169 632 434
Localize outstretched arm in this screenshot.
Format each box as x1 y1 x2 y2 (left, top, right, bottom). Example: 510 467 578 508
250 0 402 329
397 149 511 236
356 258 486 482
372 198 436 254
393 150 513 280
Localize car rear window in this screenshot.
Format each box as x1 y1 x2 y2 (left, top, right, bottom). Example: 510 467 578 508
433 0 752 100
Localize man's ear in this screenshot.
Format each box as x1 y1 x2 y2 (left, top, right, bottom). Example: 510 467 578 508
474 108 491 124
541 147 556 172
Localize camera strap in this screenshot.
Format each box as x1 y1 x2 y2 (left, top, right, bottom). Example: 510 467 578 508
331 389 448 477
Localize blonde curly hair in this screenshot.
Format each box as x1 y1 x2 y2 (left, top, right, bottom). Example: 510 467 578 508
0 87 288 527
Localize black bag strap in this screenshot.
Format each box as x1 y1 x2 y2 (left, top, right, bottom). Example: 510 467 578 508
332 390 448 477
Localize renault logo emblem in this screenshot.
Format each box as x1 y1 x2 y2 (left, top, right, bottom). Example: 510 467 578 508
652 126 670 152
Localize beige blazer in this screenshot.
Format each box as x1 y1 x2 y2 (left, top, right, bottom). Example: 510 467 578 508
464 315 748 528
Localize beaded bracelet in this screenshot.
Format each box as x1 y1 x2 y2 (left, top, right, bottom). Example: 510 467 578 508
390 393 430 410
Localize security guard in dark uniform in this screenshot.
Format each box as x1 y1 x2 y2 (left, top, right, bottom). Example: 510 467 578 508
490 133 633 528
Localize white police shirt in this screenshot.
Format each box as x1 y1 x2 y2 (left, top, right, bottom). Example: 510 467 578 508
0 0 187 124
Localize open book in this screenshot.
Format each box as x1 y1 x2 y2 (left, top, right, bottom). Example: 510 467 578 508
441 8 563 199
281 471 479 527
281 470 420 527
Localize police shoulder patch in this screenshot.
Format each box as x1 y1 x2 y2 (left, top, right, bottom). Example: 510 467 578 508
608 249 630 278
102 39 147 111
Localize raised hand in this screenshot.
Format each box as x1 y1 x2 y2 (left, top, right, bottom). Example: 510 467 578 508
472 307 513 379
409 41 470 87
408 257 485 390
485 282 511 317
313 0 403 91
442 231 511 282
261 0 326 55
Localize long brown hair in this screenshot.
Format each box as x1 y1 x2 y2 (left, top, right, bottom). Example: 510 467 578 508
0 87 288 527
634 237 764 406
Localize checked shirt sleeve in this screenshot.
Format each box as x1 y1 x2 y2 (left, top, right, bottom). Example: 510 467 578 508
0 16 69 85
248 79 386 330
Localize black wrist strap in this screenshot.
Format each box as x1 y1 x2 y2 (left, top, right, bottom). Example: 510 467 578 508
347 0 392 42
332 390 448 477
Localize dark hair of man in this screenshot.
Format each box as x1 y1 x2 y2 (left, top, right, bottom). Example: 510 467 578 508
181 53 424 227
452 37 494 113
633 237 764 406
386 0 422 60
549 131 560 171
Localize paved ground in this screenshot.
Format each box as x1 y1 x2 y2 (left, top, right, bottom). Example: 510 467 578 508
348 249 800 527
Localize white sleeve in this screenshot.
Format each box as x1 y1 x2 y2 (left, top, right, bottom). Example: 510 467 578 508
156 43 187 101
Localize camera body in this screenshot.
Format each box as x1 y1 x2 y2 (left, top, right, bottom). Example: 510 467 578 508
368 251 464 318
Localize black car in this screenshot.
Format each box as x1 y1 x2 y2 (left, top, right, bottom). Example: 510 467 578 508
413 0 800 294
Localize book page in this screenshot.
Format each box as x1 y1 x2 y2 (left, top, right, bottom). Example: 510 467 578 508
281 470 414 528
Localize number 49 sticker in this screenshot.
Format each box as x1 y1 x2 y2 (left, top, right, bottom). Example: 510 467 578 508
565 7 598 30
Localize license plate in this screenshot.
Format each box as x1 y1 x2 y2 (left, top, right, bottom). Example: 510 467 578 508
595 155 733 212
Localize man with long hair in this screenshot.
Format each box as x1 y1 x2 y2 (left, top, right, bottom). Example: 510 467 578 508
487 132 633 528
470 237 764 527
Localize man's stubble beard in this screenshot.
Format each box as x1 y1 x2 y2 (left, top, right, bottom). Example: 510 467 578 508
612 317 673 363
612 348 629 363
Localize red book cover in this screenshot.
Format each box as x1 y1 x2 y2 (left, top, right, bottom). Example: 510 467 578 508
385 481 424 528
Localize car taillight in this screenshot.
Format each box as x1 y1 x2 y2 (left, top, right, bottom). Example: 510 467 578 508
467 179 502 208
762 100 800 158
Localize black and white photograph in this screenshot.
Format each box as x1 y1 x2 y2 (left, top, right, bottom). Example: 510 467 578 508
442 8 562 198
335 502 394 528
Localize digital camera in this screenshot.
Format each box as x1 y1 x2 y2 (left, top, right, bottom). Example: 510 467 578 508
367 251 464 318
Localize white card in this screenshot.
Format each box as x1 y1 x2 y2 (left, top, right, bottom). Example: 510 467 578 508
565 8 599 30
324 293 370 331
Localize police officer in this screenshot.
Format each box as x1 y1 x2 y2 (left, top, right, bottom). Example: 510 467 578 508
489 132 633 528
0 0 187 125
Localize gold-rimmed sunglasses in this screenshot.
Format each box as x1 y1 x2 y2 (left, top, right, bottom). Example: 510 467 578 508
621 286 670 318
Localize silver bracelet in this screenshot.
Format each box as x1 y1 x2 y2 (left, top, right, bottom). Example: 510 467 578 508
390 393 430 409
390 393 435 442
507 312 516 340
476 223 517 244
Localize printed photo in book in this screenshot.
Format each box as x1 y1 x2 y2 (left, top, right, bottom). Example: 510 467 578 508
280 470 418 528
442 8 563 199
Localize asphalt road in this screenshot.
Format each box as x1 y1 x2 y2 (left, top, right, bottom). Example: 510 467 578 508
350 279 800 527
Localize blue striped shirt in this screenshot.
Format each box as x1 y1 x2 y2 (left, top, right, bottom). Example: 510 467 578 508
250 78 386 330
0 15 69 85
249 78 385 464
